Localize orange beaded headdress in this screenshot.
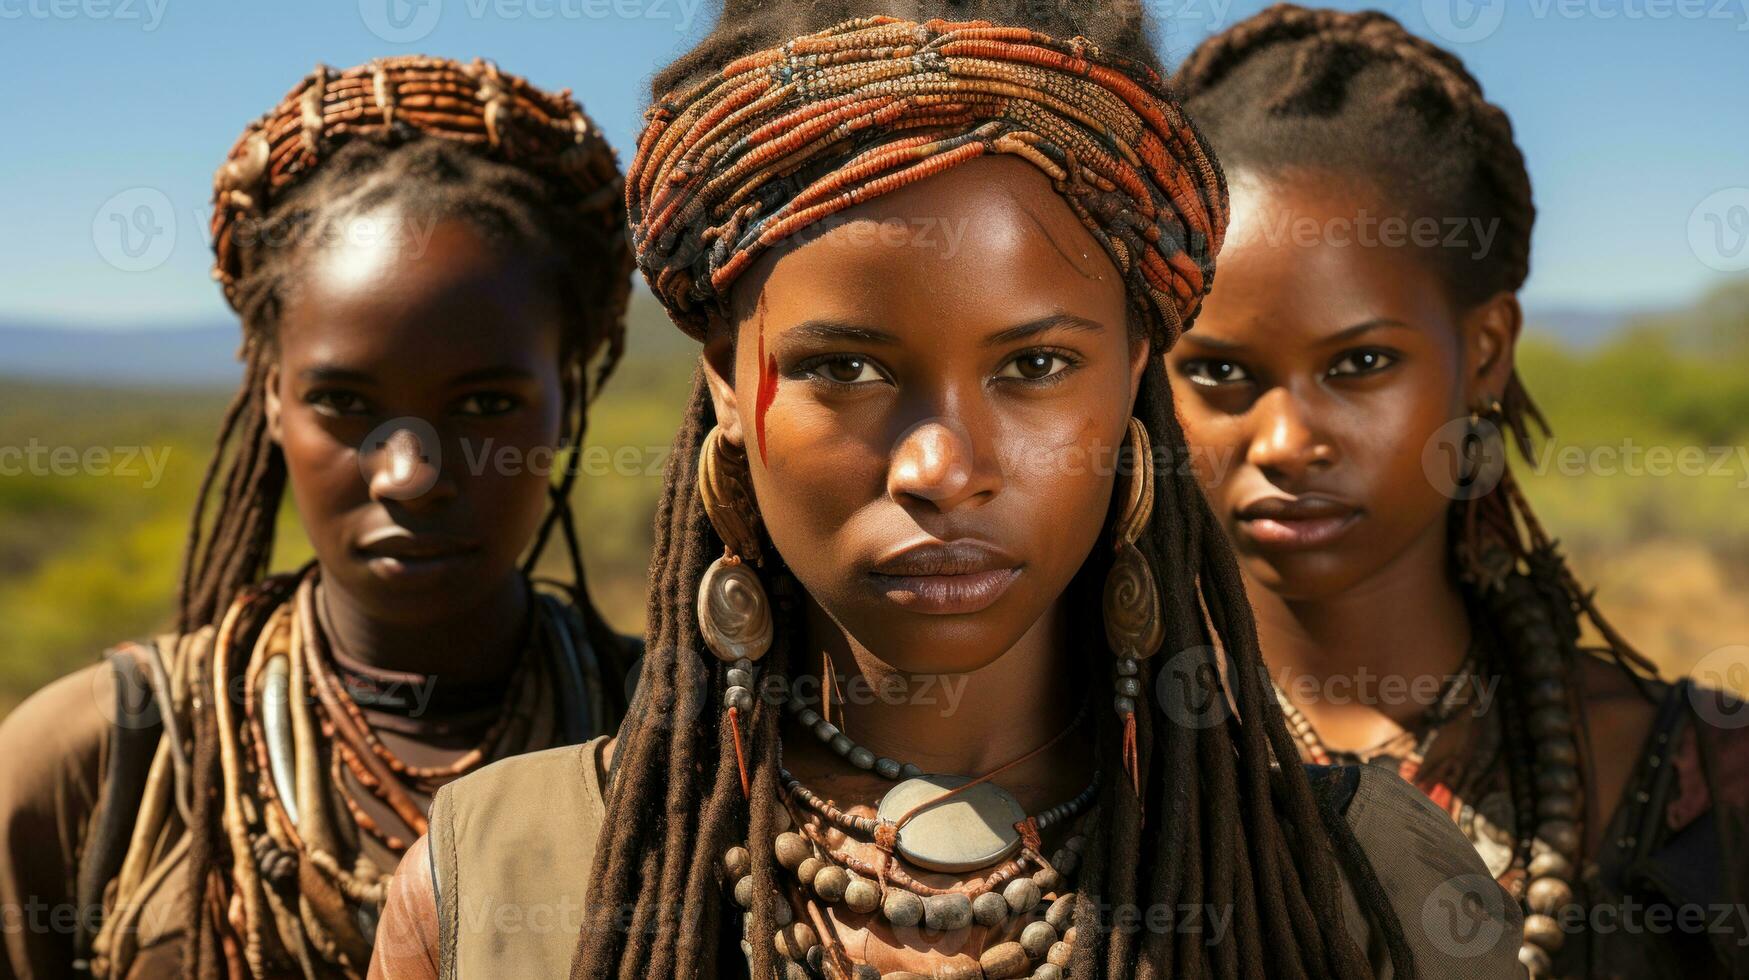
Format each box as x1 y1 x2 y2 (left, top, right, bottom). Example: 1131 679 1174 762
627 16 1229 349
210 55 628 320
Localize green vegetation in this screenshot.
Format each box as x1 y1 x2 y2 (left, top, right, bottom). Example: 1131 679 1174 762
2 283 1746 714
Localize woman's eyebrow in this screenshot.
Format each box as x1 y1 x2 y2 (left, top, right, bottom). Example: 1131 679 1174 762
299 365 375 384
1320 317 1413 344
984 313 1105 347
1179 317 1414 353
783 320 901 345
1174 331 1244 352
447 366 538 386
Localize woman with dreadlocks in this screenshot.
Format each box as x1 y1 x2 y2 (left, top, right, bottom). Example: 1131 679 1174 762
0 56 635 978
369 5 1522 979
1166 6 1749 978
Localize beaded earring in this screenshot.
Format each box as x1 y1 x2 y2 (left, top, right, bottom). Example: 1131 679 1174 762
697 425 773 797
1103 418 1164 798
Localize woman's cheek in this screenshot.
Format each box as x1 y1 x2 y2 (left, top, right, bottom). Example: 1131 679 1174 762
1011 413 1119 543
753 409 875 542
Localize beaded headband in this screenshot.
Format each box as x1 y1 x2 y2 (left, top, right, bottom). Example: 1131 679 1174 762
210 55 627 316
627 16 1229 349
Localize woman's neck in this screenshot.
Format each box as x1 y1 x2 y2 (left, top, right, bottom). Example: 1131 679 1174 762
315 571 531 688
1247 520 1474 751
796 594 1089 783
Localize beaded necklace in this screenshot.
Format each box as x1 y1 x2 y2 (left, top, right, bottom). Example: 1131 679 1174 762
1269 623 1585 977
215 567 598 977
724 687 1100 979
1271 647 1482 785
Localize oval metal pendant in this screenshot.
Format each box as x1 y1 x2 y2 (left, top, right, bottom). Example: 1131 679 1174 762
876 775 1024 873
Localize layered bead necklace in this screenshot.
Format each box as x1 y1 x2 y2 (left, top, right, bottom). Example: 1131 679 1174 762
1269 621 1585 978
211 567 600 977
722 689 1100 980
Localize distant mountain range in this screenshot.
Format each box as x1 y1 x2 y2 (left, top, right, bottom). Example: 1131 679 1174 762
0 321 241 386
0 297 1647 386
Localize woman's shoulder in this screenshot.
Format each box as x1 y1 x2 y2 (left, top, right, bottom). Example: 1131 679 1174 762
1324 763 1527 977
0 661 119 808
0 628 210 833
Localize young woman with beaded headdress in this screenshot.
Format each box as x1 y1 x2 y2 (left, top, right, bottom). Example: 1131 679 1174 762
0 57 637 978
1165 6 1749 977
369 3 1522 978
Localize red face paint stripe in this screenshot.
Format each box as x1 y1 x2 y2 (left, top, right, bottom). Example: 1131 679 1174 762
755 327 778 465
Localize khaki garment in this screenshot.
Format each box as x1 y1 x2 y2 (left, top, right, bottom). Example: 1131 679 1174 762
429 738 609 979
429 739 1526 978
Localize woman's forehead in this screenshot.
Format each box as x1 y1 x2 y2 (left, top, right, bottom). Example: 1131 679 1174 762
729 157 1121 328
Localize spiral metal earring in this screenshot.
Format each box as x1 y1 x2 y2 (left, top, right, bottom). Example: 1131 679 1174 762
1104 418 1165 799
697 426 773 797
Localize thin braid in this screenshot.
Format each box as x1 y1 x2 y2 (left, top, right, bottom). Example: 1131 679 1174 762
1173 3 1530 305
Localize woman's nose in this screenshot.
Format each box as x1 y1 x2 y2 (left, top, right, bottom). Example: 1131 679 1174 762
1244 388 1337 481
362 419 455 506
886 418 1001 512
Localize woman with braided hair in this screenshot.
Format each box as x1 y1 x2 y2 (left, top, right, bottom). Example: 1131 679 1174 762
0 56 636 978
372 5 1519 978
1167 5 1749 977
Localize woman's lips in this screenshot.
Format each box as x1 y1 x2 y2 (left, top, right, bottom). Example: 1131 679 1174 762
865 540 1023 615
1233 496 1362 550
352 528 481 585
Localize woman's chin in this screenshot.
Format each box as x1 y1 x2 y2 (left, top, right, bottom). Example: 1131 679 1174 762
838 612 1028 678
321 559 508 627
1239 551 1372 604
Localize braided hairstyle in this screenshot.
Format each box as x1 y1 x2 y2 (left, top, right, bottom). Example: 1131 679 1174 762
1172 0 1659 891
650 0 1165 96
573 5 1412 978
180 56 633 977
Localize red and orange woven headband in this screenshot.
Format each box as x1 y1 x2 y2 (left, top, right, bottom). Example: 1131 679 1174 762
627 16 1229 348
210 55 626 314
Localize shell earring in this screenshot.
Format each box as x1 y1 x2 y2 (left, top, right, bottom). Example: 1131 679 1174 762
698 426 773 797
1104 417 1164 799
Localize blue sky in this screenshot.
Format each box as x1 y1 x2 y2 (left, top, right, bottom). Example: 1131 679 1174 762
2 0 1745 328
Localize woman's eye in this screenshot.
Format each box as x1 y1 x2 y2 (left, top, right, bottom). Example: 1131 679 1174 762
1327 349 1397 377
997 352 1072 382
1182 359 1251 387
306 390 371 416
805 356 885 385
456 393 520 416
